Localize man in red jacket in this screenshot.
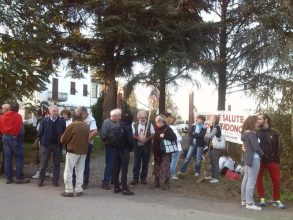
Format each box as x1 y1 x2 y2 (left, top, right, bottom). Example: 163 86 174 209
0 103 10 175
0 102 29 184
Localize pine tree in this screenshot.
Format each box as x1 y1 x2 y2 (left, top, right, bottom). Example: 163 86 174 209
0 0 65 103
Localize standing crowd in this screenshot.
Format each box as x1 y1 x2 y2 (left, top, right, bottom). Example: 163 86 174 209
0 103 285 210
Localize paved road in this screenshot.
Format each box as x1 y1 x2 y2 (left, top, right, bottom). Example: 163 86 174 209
0 179 292 220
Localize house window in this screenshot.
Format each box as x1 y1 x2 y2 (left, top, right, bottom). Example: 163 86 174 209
24 107 32 121
92 83 99 98
52 78 58 101
83 84 88 96
70 82 76 95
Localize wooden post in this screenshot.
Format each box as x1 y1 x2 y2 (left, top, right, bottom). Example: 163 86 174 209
188 91 194 128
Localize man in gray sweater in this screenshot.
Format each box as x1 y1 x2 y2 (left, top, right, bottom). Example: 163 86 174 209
100 108 121 190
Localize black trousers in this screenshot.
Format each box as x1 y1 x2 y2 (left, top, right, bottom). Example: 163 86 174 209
39 144 61 183
112 148 130 190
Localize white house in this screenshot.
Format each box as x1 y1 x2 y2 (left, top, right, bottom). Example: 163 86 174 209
20 67 102 125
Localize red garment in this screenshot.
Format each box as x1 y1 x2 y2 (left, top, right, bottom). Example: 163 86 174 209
256 162 281 200
0 111 23 136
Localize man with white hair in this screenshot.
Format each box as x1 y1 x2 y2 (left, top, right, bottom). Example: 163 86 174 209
100 108 121 190
131 110 155 185
37 105 66 187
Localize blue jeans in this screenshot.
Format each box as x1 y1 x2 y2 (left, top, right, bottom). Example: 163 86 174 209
133 146 151 180
179 145 196 173
170 151 181 176
195 146 204 174
83 144 93 184
179 145 204 174
102 145 116 185
3 135 24 180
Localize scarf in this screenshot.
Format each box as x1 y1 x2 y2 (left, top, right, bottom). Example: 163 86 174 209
194 123 204 133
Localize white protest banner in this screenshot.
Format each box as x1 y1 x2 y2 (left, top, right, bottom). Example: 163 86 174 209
200 111 249 144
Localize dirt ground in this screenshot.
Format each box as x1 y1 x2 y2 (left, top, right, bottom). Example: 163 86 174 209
21 132 292 207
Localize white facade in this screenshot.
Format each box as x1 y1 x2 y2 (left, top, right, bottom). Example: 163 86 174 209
20 67 102 124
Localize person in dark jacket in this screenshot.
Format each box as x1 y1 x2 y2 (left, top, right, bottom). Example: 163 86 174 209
256 113 285 209
37 105 66 187
112 114 134 195
178 115 207 177
152 114 177 190
241 116 264 211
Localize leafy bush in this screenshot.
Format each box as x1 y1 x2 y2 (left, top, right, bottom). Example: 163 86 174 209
23 123 37 143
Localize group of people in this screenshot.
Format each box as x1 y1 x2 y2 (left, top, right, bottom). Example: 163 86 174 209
0 103 286 209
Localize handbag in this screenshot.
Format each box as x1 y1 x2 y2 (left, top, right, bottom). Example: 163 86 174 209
160 127 178 154
160 139 178 154
212 135 226 149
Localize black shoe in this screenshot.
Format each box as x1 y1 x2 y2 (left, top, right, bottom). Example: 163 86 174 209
76 192 83 197
130 179 139 185
122 189 135 196
82 182 88 190
60 192 74 197
53 182 59 187
161 180 170 190
15 178 30 184
114 187 122 193
102 183 110 190
38 180 44 187
6 179 14 184
141 178 147 184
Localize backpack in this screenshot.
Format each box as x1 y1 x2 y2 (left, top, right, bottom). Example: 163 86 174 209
107 126 126 148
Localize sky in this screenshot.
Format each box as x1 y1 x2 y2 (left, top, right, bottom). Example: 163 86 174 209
132 64 257 120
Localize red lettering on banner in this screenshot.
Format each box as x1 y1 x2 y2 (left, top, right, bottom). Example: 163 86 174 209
219 123 242 133
222 114 243 123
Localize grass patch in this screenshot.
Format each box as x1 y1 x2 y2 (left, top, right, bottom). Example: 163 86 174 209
92 136 105 157
23 142 36 165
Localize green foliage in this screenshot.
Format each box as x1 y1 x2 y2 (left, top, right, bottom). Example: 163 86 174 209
23 123 37 143
91 92 104 130
0 0 66 103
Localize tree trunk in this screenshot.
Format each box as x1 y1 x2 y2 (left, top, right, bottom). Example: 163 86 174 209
217 0 228 111
102 72 117 120
291 106 293 145
158 72 166 114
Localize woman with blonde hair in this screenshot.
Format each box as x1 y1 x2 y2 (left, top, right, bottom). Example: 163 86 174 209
204 115 222 183
166 116 182 180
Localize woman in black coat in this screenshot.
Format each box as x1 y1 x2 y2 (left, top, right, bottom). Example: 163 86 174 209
152 114 177 190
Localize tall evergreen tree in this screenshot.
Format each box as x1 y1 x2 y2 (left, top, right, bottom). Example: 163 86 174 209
125 0 210 114
0 0 65 103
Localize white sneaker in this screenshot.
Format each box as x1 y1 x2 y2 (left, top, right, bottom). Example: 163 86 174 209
32 171 40 179
194 172 199 177
241 201 246 206
177 171 185 176
246 204 262 211
210 178 219 183
171 176 179 180
46 171 53 178
204 176 212 180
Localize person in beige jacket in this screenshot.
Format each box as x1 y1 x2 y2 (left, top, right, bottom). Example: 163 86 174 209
60 112 90 197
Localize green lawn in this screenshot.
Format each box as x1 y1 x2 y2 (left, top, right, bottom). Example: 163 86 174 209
23 136 105 165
